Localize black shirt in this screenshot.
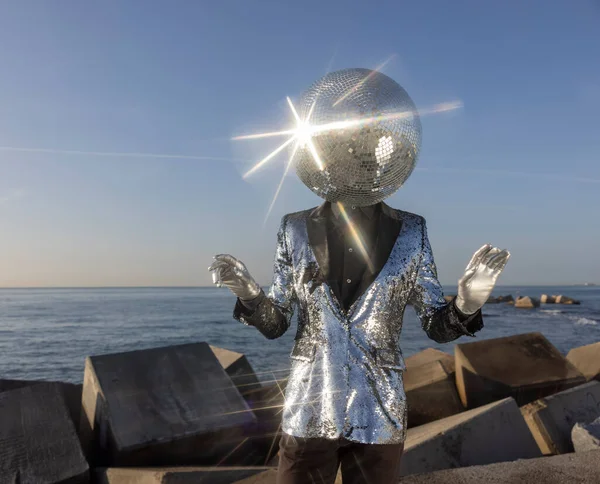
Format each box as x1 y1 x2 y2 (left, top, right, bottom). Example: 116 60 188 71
327 202 380 310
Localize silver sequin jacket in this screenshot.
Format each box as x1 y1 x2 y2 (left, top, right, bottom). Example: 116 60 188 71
233 203 482 444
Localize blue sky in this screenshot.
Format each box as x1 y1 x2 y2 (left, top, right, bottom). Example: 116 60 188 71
0 1 599 287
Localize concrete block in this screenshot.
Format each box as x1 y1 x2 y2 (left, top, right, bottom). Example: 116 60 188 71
572 416 600 452
0 379 83 433
400 397 541 476
399 450 600 484
97 467 273 484
210 345 262 394
266 453 279 467
80 342 257 467
540 294 556 304
232 469 278 484
487 295 514 304
228 469 342 484
555 295 580 305
405 348 455 374
230 378 288 466
520 381 600 454
405 360 464 427
566 341 600 381
455 332 586 408
0 383 89 484
515 296 540 308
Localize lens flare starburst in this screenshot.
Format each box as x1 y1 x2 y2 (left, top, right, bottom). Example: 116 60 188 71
233 68 463 223
234 96 322 180
233 98 462 181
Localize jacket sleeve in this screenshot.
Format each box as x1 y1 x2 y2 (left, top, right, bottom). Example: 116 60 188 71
408 217 483 344
232 215 296 339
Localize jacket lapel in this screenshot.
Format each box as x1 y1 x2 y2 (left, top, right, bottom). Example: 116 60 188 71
306 202 342 304
351 203 403 306
306 201 403 312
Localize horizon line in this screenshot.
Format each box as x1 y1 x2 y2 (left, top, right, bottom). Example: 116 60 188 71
0 283 594 290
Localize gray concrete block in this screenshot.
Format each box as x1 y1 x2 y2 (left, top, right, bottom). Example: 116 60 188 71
231 469 278 484
0 383 89 484
404 360 464 427
566 341 600 381
97 467 273 484
555 295 580 305
405 348 455 375
572 416 600 453
399 450 600 484
455 332 586 408
487 295 514 304
230 469 333 484
521 380 600 454
400 397 541 476
80 342 257 467
230 452 600 484
236 378 287 466
0 379 83 433
210 345 262 394
515 296 540 308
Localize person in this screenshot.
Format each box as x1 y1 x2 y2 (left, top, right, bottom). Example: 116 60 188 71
209 69 509 484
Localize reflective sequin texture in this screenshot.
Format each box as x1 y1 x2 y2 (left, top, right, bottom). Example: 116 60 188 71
294 68 422 207
233 205 480 444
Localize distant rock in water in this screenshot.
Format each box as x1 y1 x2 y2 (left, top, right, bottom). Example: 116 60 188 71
555 295 581 305
487 295 514 304
515 296 540 309
541 294 581 305
444 295 455 303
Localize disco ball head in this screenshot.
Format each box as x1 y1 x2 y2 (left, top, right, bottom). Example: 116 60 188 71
294 68 422 207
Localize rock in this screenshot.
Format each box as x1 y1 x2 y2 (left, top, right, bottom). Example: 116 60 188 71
79 342 257 467
566 341 600 381
405 348 455 375
233 469 278 483
572 416 600 452
233 470 343 484
0 379 83 436
404 360 464 428
444 295 455 303
455 332 586 408
515 296 540 308
400 397 541 476
541 294 556 304
237 378 288 465
397 450 600 484
487 295 514 304
97 466 273 484
520 381 600 454
0 383 89 484
555 295 580 305
266 453 279 467
210 345 262 394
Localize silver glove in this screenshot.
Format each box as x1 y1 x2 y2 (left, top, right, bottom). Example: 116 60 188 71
456 244 510 315
208 254 261 302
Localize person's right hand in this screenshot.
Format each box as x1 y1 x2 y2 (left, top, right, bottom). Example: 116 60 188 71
208 254 261 301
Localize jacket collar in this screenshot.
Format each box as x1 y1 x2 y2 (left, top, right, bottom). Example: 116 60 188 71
305 199 403 313
309 201 399 220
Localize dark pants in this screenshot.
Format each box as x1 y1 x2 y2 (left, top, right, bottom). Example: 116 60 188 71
276 433 405 484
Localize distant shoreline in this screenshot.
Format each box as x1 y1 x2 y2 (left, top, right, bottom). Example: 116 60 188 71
0 284 596 290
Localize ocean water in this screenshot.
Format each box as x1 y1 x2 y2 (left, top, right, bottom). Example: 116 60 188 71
0 286 598 384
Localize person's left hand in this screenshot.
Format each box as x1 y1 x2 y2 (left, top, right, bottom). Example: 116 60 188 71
455 244 510 315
